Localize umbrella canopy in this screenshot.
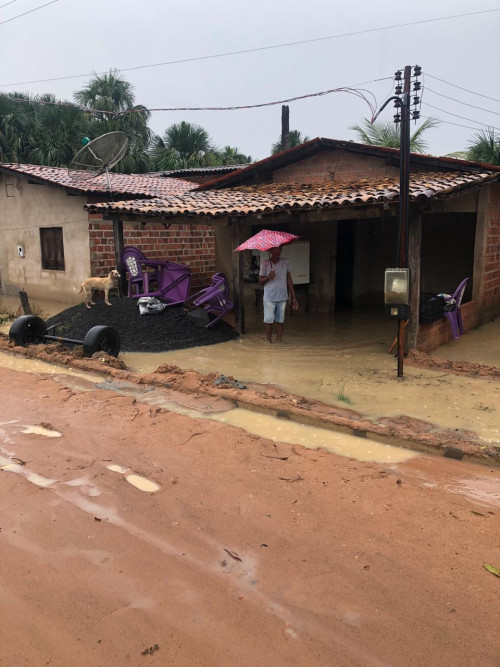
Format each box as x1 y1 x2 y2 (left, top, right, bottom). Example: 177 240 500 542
234 229 300 252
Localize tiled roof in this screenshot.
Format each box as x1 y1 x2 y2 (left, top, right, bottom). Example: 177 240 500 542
0 163 194 197
85 171 498 219
200 137 500 190
163 164 249 177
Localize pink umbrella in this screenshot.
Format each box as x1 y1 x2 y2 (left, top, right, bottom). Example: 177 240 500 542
234 229 300 252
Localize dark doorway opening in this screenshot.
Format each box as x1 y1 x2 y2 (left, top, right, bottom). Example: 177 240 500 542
335 222 356 309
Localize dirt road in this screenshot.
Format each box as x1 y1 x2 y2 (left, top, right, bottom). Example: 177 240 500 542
0 364 499 666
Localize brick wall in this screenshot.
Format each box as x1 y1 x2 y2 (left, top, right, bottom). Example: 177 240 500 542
273 150 400 183
417 301 479 352
480 181 500 314
88 216 216 290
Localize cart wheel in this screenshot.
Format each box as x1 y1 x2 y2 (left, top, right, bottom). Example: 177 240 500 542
9 315 48 346
83 325 121 357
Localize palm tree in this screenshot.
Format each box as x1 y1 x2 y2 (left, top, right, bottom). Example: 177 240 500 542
74 70 153 173
350 117 439 153
216 145 252 165
271 130 310 155
0 93 30 162
27 96 88 167
464 128 500 165
151 121 219 169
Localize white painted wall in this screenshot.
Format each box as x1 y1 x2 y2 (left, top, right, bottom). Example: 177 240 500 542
0 173 91 304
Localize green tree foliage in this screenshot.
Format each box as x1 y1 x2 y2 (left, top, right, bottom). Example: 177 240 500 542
0 70 251 171
271 130 310 155
464 128 500 165
350 117 439 153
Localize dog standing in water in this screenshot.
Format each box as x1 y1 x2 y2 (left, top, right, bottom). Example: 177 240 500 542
75 269 120 308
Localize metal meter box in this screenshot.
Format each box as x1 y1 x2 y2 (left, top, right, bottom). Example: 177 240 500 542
384 268 409 305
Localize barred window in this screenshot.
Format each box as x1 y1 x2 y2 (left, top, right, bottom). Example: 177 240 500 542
40 227 65 271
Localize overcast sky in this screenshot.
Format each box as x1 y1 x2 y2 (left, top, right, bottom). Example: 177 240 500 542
1 0 499 161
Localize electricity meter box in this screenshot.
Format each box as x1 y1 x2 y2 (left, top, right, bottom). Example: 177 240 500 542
384 268 409 304
384 268 410 320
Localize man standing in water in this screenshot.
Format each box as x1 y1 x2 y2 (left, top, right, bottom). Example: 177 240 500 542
258 246 298 342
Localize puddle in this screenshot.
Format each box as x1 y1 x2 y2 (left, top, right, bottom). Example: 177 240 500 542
22 425 61 438
1 461 57 487
444 476 500 507
0 351 103 383
393 456 500 508
107 464 130 474
125 474 161 493
96 382 417 463
121 311 500 444
211 408 417 463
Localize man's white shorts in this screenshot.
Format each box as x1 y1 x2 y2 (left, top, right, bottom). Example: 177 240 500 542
263 300 287 324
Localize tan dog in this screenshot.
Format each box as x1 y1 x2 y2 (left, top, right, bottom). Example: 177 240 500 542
75 269 121 308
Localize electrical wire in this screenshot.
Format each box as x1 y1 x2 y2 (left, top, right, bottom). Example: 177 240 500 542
426 87 500 117
420 114 494 134
1 7 498 86
0 218 88 232
1 79 389 117
425 73 500 104
0 0 20 10
422 101 500 133
0 0 59 26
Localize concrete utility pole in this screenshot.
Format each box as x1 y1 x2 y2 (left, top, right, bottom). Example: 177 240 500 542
281 105 290 151
372 65 422 378
396 65 412 378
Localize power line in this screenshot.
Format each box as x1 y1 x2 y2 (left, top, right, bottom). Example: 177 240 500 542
0 0 59 26
1 79 390 117
420 114 495 134
425 73 500 104
422 102 500 133
0 0 20 10
426 87 500 117
1 7 498 87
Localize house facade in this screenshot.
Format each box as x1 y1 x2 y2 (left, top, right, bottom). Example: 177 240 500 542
84 137 500 352
0 164 218 304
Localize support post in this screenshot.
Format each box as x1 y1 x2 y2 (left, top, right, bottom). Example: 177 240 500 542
231 219 245 334
281 105 290 151
407 214 422 349
112 216 125 297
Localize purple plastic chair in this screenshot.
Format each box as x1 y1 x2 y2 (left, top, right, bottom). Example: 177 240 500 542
121 246 191 305
188 272 234 327
121 246 160 297
442 277 469 339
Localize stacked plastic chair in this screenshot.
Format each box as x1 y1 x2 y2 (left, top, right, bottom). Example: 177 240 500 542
442 277 469 339
187 272 234 327
120 246 191 306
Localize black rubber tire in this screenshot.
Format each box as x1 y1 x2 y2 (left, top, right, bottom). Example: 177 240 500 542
82 325 121 358
9 315 48 346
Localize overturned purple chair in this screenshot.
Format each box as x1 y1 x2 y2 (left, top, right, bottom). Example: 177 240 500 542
120 246 191 306
442 277 469 339
187 272 234 327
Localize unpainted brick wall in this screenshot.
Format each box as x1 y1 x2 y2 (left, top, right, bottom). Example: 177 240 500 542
88 216 216 290
481 181 500 310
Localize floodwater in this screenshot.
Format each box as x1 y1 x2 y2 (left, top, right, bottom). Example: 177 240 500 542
123 309 500 444
430 317 500 366
2 295 499 446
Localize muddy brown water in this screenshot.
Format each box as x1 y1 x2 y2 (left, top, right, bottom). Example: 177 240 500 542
2 296 499 450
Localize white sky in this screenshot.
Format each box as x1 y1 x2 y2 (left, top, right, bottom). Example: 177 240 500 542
1 0 499 161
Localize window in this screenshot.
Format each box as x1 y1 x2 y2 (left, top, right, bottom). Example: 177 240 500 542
40 227 65 271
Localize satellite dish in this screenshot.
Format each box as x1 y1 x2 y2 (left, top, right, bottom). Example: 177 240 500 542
68 131 129 190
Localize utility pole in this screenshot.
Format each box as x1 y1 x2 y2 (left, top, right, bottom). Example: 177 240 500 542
396 65 411 377
373 65 422 378
281 105 290 151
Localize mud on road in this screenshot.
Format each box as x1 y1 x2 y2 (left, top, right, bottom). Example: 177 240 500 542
0 360 499 667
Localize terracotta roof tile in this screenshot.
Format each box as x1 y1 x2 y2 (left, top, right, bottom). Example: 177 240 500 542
85 171 498 219
0 163 194 197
